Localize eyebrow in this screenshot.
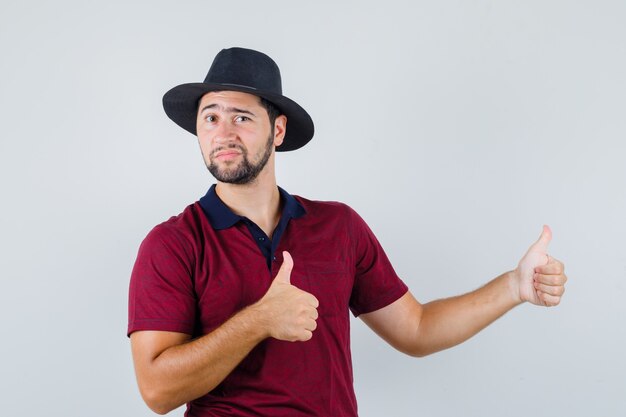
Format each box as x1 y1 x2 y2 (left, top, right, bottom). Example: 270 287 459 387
199 103 256 117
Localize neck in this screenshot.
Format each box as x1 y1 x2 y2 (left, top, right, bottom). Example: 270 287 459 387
214 163 282 237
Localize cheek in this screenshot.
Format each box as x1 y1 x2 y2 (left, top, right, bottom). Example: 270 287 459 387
197 136 212 155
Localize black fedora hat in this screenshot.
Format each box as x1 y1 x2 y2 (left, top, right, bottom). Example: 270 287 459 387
162 47 314 152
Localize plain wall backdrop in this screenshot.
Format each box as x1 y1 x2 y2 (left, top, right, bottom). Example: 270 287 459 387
1 0 624 416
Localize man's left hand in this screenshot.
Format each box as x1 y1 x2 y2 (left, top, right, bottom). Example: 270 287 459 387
513 225 568 307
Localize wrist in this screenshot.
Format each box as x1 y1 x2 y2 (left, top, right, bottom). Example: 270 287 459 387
234 302 272 342
506 269 524 306
244 300 273 340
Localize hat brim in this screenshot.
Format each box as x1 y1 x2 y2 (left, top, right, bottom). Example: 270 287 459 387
162 83 314 152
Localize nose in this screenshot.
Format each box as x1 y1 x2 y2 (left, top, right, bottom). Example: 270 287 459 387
212 120 235 142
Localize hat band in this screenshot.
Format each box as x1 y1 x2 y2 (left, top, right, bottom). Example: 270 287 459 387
210 82 259 91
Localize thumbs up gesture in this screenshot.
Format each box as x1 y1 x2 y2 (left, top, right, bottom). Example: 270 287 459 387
256 251 320 342
514 225 567 307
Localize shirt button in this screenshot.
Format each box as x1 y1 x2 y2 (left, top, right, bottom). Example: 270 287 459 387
273 256 277 261
258 237 265 241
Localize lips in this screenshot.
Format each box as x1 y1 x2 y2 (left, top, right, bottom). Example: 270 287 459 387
215 150 241 158
212 146 244 161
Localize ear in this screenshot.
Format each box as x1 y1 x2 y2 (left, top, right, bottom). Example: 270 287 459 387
273 115 287 147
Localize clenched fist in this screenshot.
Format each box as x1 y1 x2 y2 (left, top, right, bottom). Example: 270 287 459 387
255 251 319 342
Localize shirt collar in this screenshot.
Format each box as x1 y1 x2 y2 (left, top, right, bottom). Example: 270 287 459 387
199 184 306 230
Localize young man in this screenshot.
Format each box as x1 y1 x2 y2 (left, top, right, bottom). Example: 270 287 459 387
128 47 567 416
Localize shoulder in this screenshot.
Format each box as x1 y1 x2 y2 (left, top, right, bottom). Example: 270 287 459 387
292 195 357 218
294 195 370 226
291 195 372 242
140 203 205 255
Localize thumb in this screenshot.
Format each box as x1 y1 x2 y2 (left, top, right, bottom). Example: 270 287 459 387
528 225 552 253
275 251 293 284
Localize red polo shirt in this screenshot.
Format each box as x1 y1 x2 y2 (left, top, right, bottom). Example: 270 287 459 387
128 186 408 416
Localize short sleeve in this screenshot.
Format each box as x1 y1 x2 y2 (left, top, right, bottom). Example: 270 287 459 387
348 207 408 316
127 223 197 337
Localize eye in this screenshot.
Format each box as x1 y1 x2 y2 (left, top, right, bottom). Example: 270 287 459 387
234 115 250 123
204 114 217 123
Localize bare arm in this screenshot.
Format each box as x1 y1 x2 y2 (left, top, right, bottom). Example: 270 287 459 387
131 306 267 414
130 252 318 414
361 226 567 357
361 272 520 357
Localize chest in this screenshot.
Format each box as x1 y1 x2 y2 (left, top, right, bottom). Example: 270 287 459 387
192 222 354 335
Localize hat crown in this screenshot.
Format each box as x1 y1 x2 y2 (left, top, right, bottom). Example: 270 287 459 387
203 47 283 94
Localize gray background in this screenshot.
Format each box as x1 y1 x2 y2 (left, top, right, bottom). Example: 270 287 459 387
1 0 624 416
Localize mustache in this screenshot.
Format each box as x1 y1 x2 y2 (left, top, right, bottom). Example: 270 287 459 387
210 143 246 158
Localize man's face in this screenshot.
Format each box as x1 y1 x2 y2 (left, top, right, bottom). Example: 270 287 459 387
196 91 286 184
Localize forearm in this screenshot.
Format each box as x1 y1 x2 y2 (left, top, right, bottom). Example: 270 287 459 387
413 271 522 356
362 228 566 358
134 252 319 414
138 304 269 414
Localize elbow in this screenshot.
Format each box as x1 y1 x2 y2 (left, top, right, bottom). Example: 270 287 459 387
401 326 436 358
139 379 218 414
150 405 171 416
149 403 174 416
407 350 427 358
403 313 438 358
140 385 180 415
402 345 431 358
403 339 451 358
399 327 429 358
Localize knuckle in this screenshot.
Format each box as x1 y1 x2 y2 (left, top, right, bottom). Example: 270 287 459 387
549 295 560 306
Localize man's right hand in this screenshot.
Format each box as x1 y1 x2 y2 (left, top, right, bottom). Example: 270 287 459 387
256 251 319 342
130 252 319 414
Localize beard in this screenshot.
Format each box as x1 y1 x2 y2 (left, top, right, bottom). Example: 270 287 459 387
205 131 274 185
